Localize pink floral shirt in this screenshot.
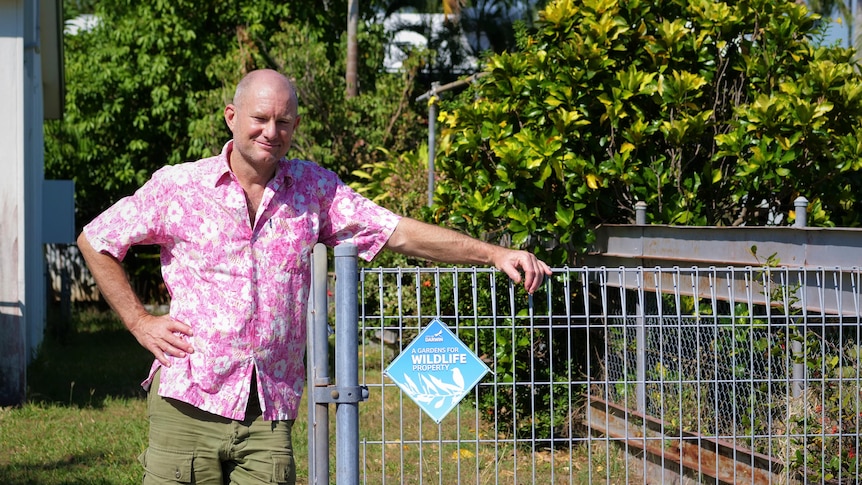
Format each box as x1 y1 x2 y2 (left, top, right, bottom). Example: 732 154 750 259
83 141 400 420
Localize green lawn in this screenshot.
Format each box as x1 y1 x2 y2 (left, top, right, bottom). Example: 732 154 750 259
0 311 151 484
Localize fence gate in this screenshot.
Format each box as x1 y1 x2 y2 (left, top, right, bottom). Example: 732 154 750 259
306 243 861 484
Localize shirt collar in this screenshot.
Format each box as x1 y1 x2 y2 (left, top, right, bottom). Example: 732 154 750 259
210 140 293 188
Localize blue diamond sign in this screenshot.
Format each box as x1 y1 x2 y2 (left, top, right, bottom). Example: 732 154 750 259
384 319 491 423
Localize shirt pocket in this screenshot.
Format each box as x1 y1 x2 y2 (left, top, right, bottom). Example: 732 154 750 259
257 214 317 270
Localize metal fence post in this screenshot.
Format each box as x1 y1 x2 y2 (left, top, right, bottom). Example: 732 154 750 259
791 197 808 399
635 201 647 225
334 243 364 485
307 243 367 485
633 202 647 412
794 196 808 228
307 243 330 484
635 271 647 414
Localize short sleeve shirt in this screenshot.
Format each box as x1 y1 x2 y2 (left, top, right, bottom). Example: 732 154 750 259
83 141 401 420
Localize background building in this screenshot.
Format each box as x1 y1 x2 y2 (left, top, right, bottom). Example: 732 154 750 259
0 0 68 406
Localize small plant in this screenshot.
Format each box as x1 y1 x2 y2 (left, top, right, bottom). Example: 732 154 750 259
781 338 861 483
750 246 861 482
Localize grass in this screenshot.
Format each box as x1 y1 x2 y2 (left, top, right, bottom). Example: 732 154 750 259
0 308 150 484
0 398 147 484
0 308 622 484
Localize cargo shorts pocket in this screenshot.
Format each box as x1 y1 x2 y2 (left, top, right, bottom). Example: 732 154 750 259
139 446 194 483
271 451 296 484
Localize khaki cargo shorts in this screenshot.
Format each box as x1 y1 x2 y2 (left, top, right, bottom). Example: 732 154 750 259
139 369 295 484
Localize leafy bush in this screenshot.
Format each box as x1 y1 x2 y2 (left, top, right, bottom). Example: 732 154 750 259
431 0 862 267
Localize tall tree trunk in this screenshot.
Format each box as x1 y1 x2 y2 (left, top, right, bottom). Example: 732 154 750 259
346 0 359 98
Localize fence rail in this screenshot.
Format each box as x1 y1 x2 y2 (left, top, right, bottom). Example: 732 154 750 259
330 264 862 484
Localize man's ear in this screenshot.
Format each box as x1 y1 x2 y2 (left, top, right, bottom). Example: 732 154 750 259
224 104 237 132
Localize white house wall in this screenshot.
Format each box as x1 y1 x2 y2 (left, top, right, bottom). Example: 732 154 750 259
0 0 47 406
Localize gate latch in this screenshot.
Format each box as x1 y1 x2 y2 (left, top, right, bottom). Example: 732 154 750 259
313 385 369 404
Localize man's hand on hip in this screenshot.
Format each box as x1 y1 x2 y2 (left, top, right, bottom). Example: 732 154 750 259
130 314 195 367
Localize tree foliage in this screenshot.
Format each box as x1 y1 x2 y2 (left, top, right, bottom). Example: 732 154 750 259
431 0 862 266
48 0 430 301
47 0 426 228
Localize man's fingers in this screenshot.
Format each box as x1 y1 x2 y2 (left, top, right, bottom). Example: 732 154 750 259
154 348 174 367
151 335 193 367
519 255 551 294
165 318 194 337
525 270 539 294
164 319 195 354
135 315 195 366
499 262 523 285
499 251 552 294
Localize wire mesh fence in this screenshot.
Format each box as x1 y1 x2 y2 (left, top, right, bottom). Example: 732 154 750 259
347 265 861 484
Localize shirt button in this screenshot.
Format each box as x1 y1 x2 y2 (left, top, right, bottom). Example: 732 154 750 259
175 469 181 479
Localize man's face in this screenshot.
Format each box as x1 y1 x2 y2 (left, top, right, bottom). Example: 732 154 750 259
224 80 301 171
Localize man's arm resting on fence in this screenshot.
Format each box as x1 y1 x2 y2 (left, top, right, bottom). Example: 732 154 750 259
76 233 194 366
383 217 552 294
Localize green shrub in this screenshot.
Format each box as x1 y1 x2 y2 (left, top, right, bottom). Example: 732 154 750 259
431 0 862 267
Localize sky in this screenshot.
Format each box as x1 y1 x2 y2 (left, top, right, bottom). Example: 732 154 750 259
817 1 855 49
822 15 850 47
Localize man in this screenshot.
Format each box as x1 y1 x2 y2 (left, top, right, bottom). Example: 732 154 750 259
78 69 551 484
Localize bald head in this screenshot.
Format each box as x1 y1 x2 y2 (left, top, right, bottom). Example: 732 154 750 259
232 69 298 116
